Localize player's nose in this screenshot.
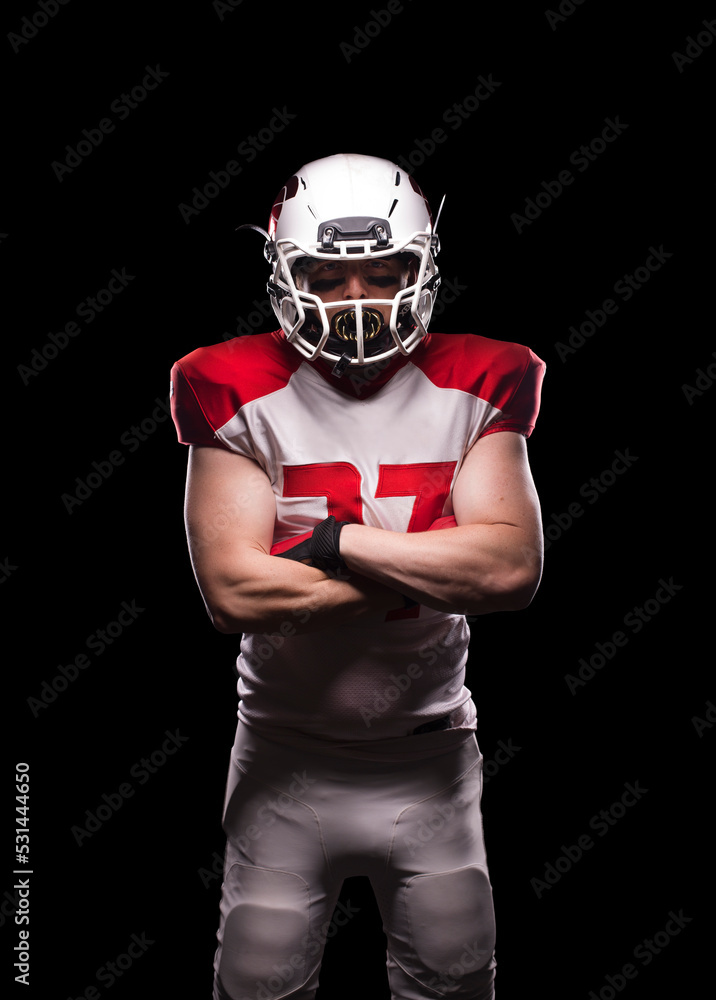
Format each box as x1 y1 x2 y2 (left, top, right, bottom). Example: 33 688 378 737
342 264 369 299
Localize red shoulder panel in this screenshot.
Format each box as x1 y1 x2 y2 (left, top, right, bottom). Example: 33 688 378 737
410 333 545 437
170 331 302 446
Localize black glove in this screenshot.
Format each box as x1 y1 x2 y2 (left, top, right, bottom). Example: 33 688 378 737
273 515 350 575
274 517 417 605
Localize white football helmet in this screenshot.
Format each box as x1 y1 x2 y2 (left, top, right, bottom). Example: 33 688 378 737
254 153 441 376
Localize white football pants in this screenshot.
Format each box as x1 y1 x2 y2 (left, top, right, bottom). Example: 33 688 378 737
213 722 496 1000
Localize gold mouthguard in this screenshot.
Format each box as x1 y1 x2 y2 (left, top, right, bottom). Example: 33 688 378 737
332 309 383 341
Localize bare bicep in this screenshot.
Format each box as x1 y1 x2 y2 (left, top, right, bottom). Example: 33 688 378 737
184 445 277 591
452 431 541 533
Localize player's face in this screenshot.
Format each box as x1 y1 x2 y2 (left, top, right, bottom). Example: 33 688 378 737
297 257 408 303
295 256 414 346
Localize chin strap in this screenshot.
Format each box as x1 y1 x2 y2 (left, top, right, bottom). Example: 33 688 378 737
331 353 352 378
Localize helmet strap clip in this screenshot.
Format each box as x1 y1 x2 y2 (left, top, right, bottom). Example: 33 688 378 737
331 352 352 379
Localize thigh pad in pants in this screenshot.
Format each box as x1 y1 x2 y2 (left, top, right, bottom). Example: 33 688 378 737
404 864 495 996
217 862 311 1000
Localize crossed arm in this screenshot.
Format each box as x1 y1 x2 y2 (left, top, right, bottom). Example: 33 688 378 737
183 431 543 635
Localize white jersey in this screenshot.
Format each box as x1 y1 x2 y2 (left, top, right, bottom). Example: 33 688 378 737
171 329 545 758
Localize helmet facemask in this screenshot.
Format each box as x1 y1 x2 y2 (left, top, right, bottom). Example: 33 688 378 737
270 229 439 375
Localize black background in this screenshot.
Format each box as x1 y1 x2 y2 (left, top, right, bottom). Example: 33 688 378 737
3 0 713 997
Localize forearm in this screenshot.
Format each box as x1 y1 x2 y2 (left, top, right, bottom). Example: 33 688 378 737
202 548 404 635
339 522 543 615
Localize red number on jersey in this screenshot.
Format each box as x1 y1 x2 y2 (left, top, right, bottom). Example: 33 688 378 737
282 461 458 620
282 463 363 523
282 461 456 530
375 462 457 532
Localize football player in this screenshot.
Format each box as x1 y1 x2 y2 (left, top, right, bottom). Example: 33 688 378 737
171 153 545 1000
